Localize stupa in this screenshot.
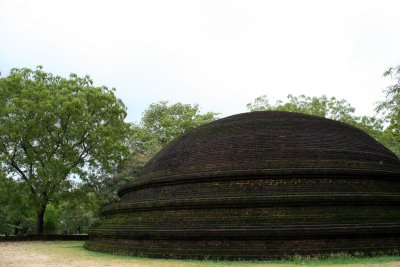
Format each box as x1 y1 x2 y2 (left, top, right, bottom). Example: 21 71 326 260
85 111 400 259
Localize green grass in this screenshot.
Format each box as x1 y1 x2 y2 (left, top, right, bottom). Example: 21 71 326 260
6 241 400 267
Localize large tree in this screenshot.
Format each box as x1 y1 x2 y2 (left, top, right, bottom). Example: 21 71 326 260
0 67 132 233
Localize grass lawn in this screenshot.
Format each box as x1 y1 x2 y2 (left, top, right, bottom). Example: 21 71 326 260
0 241 399 267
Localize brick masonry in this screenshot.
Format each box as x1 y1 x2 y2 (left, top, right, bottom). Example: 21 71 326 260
85 111 400 259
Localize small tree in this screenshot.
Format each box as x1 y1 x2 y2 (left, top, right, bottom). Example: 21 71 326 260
0 67 132 233
376 65 400 155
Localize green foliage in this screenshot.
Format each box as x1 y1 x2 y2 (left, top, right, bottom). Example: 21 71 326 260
0 171 6 234
58 202 96 234
57 187 100 234
44 204 59 234
376 65 400 156
247 94 357 122
0 175 35 235
132 101 217 171
0 66 132 233
383 65 400 95
141 101 217 145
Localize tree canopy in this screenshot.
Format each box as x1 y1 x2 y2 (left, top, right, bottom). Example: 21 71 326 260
0 67 132 233
128 101 217 171
140 101 217 145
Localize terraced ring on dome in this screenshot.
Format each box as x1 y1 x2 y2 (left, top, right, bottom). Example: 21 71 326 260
85 111 400 259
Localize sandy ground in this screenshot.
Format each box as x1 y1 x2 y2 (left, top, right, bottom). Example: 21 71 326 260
0 241 179 267
1 241 400 267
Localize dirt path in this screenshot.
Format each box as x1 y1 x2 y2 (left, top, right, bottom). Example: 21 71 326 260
0 241 175 267
1 241 400 267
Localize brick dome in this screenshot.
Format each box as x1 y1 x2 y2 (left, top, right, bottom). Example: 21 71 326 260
128 111 400 184
86 111 400 259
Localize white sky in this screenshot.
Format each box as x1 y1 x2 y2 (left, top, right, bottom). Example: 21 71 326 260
1 0 400 123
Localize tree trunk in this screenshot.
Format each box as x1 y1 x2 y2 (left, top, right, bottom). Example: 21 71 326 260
36 203 47 234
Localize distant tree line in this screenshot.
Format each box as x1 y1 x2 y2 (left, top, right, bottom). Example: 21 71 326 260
0 65 399 235
246 66 400 156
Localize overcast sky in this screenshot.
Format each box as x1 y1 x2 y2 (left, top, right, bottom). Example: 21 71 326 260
1 0 400 123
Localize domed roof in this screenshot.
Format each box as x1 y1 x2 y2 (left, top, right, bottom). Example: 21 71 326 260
138 111 400 182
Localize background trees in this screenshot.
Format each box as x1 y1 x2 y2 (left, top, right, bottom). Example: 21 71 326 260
0 173 35 236
95 101 218 205
246 94 358 122
140 101 217 145
376 65 400 156
0 67 132 233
